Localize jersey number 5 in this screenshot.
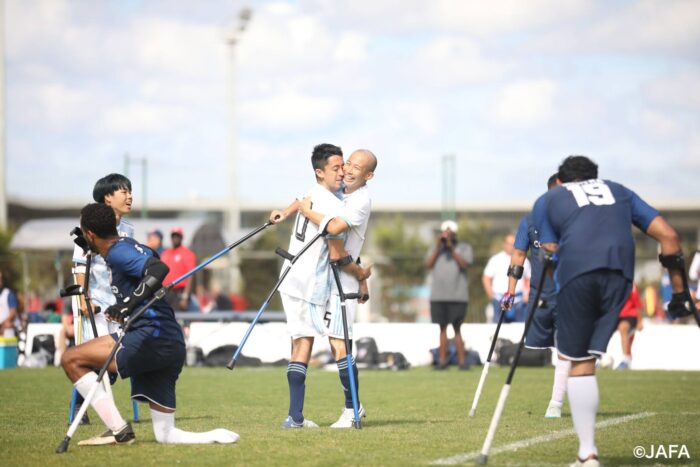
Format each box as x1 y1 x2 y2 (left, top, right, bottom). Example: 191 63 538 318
566 181 616 207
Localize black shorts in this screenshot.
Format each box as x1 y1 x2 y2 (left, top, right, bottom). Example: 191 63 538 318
524 296 557 349
556 270 631 360
113 328 186 410
430 301 467 328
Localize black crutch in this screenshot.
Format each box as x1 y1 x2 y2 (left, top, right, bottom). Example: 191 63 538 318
56 221 270 453
226 227 327 370
329 260 366 429
476 256 552 465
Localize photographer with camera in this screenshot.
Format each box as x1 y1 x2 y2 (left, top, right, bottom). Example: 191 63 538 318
425 220 474 370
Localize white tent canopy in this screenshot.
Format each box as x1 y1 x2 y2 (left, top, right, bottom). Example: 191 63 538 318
10 218 208 251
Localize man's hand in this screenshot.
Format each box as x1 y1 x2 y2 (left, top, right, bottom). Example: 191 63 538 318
269 210 286 224
358 281 369 304
499 292 515 312
299 197 313 217
668 291 694 319
105 303 129 324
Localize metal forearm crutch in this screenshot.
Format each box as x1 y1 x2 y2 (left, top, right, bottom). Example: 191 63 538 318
476 257 552 465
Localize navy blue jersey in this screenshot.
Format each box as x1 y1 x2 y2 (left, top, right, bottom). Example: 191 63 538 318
514 214 555 298
106 237 185 343
533 179 658 290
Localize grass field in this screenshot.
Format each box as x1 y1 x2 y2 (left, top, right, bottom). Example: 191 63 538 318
1 365 699 466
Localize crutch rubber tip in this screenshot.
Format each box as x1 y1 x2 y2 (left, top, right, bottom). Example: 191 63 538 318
353 420 362 429
226 360 236 370
55 437 71 454
469 408 476 417
476 454 488 465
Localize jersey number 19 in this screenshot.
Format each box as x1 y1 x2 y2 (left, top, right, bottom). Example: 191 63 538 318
566 181 616 207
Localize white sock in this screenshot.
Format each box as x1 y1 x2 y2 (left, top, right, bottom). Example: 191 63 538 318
567 375 599 459
150 409 239 444
74 372 127 432
550 359 571 405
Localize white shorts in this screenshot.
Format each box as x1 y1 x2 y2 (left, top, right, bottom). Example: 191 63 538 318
77 312 121 342
323 294 357 340
281 293 326 339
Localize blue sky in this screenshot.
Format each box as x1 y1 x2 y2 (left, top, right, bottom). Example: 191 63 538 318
6 0 700 208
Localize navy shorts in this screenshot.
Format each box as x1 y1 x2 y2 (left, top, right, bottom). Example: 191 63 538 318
113 328 186 410
430 301 467 328
524 296 557 349
556 270 631 360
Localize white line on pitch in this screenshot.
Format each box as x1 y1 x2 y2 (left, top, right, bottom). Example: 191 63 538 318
430 411 656 465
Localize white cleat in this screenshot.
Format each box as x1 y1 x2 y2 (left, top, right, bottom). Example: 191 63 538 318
544 401 562 419
330 405 366 428
569 454 601 467
280 416 319 429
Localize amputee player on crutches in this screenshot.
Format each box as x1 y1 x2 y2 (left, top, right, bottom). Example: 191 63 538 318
296 148 377 428
70 174 138 423
500 173 569 419
269 144 373 429
62 203 239 446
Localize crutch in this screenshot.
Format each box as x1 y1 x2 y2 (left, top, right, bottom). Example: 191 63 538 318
226 226 328 370
476 257 552 465
329 260 365 429
56 221 270 453
468 299 508 417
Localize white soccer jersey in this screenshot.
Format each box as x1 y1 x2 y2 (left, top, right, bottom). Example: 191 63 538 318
332 185 371 296
483 250 531 302
278 184 343 305
72 218 134 337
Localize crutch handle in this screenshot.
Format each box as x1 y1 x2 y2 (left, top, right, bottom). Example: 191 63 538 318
345 293 370 301
275 247 294 261
60 284 83 297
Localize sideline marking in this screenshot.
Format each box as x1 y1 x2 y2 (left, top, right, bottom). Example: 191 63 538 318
431 411 656 465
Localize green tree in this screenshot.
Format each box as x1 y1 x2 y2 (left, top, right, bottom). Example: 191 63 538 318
373 215 428 322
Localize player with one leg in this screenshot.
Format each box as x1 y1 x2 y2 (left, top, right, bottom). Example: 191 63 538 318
70 174 138 422
533 156 693 467
297 148 377 428
61 203 239 446
501 173 569 419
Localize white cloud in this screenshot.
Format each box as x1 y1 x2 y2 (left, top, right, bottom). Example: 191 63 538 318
644 71 700 111
412 36 506 87
100 102 188 134
332 32 369 63
637 109 683 140
238 93 340 131
488 80 557 128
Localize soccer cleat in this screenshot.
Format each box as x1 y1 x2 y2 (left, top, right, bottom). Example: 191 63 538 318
280 416 319 429
78 422 135 446
569 454 601 467
544 401 562 419
330 405 366 428
615 361 630 370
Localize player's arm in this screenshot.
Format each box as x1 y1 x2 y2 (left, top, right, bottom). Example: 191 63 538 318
105 257 170 323
328 239 371 281
501 248 527 310
298 197 351 236
269 199 302 224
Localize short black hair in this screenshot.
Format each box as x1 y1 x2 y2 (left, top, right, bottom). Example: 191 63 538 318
557 155 598 183
311 143 343 172
547 173 558 189
93 173 132 203
80 203 118 238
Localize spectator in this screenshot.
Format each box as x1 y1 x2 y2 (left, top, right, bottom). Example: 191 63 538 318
146 229 165 256
425 220 474 370
689 248 700 302
482 233 531 323
616 283 643 370
161 227 197 311
0 271 19 337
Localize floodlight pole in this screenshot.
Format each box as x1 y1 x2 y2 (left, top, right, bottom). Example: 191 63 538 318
0 0 6 230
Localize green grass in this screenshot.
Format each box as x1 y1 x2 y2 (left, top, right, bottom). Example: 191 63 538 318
1 365 699 466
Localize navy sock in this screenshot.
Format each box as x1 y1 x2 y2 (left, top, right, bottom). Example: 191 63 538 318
287 361 307 423
337 356 359 409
